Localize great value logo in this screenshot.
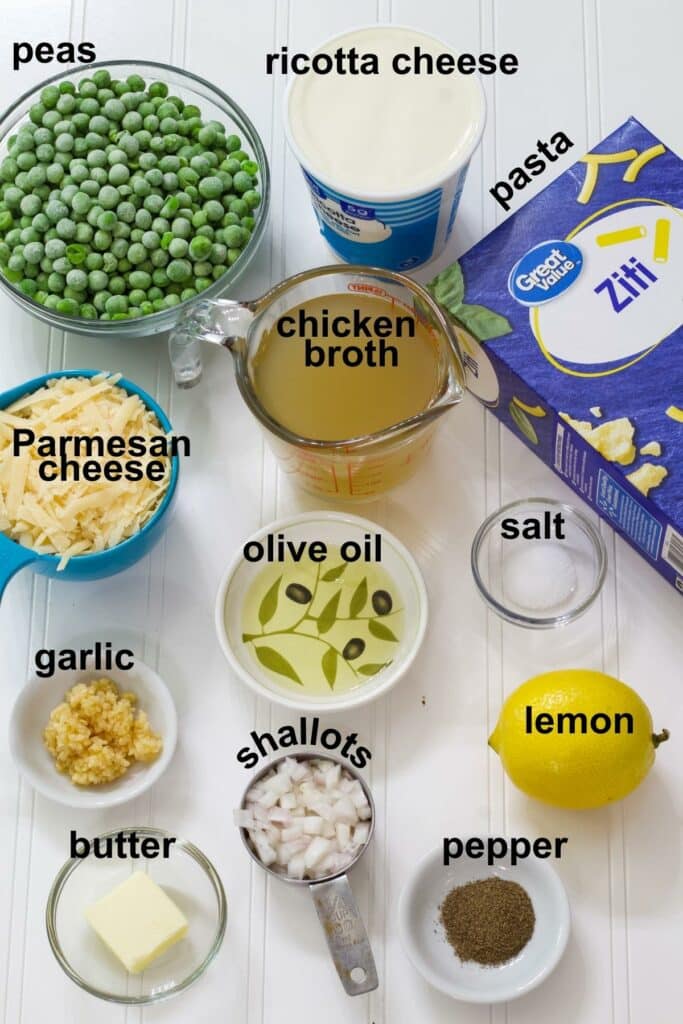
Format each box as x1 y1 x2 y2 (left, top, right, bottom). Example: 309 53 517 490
508 240 584 306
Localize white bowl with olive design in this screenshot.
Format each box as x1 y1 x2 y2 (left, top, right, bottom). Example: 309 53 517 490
215 512 428 711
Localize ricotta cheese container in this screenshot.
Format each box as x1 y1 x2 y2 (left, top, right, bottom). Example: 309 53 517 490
285 25 485 270
439 118 682 594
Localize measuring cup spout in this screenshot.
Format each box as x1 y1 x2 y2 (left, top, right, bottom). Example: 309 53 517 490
169 298 255 388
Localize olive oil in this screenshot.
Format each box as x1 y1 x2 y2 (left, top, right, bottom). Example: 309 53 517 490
241 546 404 695
250 293 442 441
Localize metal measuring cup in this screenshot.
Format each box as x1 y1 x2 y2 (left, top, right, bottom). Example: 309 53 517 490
237 752 378 996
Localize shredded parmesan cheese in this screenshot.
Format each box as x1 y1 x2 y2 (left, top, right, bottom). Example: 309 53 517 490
0 374 171 568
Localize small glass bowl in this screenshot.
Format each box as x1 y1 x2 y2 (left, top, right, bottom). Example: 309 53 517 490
471 498 606 628
0 60 270 338
46 827 227 1005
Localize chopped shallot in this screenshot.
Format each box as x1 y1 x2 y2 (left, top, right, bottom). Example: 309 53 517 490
235 757 373 880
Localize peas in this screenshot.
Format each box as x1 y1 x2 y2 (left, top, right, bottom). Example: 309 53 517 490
0 69 262 321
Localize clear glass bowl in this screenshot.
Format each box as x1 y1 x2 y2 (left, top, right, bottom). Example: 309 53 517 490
46 827 227 1005
0 60 270 337
471 498 607 628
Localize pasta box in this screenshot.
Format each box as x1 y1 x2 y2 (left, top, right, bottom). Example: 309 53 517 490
429 117 683 594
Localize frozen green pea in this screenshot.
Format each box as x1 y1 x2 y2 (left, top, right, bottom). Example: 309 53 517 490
227 248 242 266
198 175 223 199
66 268 87 290
97 210 117 231
133 176 152 198
242 189 261 210
99 185 119 210
8 252 25 272
168 236 188 258
229 198 248 217
210 242 227 265
78 79 98 98
150 248 168 268
103 98 125 122
121 111 143 133
35 143 55 163
222 224 244 249
195 276 211 291
109 163 130 186
193 260 212 278
56 297 79 315
47 271 65 291
142 230 160 250
70 163 90 184
232 170 252 194
116 201 136 223
171 216 192 239
102 252 117 273
111 237 128 259
23 241 44 264
79 303 98 318
20 194 42 217
71 191 92 215
203 200 223 222
87 148 107 168
56 93 76 115
135 208 153 229
127 242 147 264
56 218 77 239
90 166 108 186
109 275 126 295
45 238 66 259
93 229 112 249
19 278 38 296
75 223 93 243
105 294 128 314
129 269 152 290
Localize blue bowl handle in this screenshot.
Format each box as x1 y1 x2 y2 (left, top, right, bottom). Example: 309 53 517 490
0 538 38 601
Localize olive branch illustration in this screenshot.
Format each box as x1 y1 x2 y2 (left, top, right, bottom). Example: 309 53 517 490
242 561 401 689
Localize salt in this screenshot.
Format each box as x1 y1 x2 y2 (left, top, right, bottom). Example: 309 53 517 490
502 542 577 612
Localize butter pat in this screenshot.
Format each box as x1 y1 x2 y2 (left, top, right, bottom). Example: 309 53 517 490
86 871 188 974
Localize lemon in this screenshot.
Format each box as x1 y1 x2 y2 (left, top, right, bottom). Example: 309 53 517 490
489 669 669 809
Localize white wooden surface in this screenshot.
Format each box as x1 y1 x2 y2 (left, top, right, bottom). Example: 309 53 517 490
1 2 681 1022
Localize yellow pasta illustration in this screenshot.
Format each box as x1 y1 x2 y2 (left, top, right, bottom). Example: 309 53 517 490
596 225 646 247
622 143 666 182
653 218 671 262
577 150 638 204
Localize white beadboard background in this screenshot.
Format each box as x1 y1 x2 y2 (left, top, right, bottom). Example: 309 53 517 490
0 2 681 1023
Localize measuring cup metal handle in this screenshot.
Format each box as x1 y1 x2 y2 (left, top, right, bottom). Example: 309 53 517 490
309 875 379 996
0 538 37 601
168 299 255 389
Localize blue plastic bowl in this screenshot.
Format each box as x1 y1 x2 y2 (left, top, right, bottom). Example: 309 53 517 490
0 369 179 599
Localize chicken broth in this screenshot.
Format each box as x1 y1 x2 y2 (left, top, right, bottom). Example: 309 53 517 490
249 293 443 441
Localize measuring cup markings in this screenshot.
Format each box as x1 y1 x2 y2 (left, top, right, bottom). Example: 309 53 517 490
169 266 465 499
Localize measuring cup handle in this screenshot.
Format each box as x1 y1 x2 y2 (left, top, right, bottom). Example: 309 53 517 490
309 875 378 996
168 299 255 388
0 540 37 602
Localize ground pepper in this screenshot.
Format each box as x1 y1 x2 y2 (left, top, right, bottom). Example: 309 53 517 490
439 876 535 966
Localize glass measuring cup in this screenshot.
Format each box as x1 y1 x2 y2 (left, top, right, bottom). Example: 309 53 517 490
169 265 466 499
236 753 378 996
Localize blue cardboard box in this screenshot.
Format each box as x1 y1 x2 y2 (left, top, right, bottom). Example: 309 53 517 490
436 117 683 594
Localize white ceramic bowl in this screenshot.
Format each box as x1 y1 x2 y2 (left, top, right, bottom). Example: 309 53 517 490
215 511 428 712
9 659 177 809
398 843 570 1003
